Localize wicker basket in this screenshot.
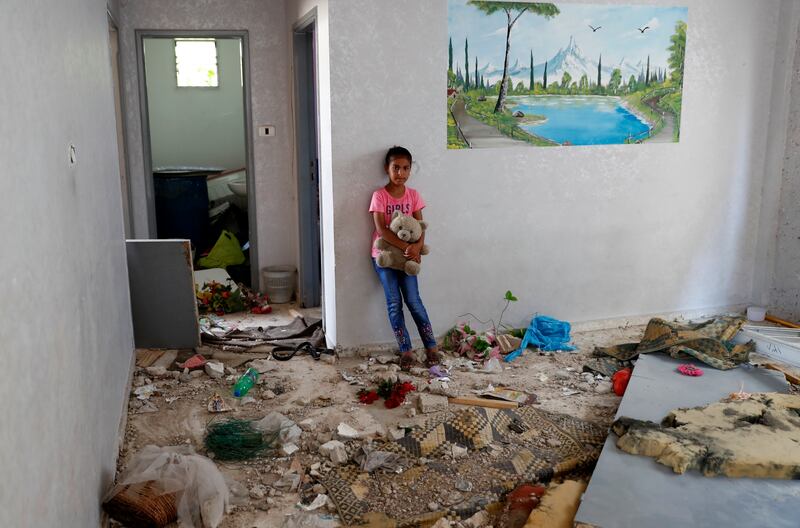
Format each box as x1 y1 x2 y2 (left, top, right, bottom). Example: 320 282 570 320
102 480 178 527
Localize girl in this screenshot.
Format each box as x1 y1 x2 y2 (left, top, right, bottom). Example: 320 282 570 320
369 146 439 370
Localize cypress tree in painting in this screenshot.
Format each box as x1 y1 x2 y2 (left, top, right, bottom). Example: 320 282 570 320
465 38 470 89
543 60 548 89
529 50 534 91
448 37 453 73
475 57 479 92
597 54 602 88
645 55 650 86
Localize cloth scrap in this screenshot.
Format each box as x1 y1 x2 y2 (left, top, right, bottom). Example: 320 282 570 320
594 317 753 370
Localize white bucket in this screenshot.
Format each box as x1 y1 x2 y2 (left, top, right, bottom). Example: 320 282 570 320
262 266 296 304
746 306 766 322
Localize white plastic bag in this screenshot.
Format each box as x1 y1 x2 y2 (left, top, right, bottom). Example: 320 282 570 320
109 445 229 528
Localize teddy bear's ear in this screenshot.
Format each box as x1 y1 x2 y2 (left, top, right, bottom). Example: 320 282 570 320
419 220 428 230
392 210 402 220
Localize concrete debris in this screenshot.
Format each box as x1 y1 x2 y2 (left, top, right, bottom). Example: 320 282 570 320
281 443 300 456
249 484 267 499
374 354 398 365
254 412 301 446
426 379 458 398
274 473 301 491
262 389 277 399
134 384 157 400
455 478 473 492
451 445 468 459
136 400 159 413
298 418 316 431
240 396 257 406
319 440 348 464
594 381 613 394
463 510 491 528
204 361 225 379
416 393 449 414
388 427 406 440
431 519 452 528
428 502 440 511
336 423 360 440
144 365 169 378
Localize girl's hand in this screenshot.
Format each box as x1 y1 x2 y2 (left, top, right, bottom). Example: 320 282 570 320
404 242 422 263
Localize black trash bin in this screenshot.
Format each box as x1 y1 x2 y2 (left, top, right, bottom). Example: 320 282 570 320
153 168 221 252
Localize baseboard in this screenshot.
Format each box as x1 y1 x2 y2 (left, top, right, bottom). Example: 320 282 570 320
336 304 749 356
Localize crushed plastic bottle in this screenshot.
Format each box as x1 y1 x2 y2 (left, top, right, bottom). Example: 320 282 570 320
232 367 259 398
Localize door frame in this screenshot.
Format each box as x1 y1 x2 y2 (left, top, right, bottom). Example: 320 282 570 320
293 10 323 308
134 29 259 287
107 12 133 238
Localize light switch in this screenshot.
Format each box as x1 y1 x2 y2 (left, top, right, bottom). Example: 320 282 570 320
258 125 276 137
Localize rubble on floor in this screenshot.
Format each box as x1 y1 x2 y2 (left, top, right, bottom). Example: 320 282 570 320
114 318 648 527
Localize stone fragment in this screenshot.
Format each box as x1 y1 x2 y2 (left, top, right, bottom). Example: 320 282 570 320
144 366 169 378
416 393 449 414
428 502 440 512
455 478 473 492
336 423 360 440
431 519 452 528
298 418 316 431
388 427 406 441
249 484 267 499
274 473 301 491
204 361 225 379
463 510 491 528
281 443 300 456
262 389 276 399
451 445 468 459
189 369 204 378
595 381 613 394
427 379 458 398
319 440 349 464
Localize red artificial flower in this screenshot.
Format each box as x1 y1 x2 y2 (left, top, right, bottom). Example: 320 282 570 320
358 389 379 404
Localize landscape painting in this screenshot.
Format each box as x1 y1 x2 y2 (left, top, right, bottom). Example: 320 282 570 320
447 1 688 148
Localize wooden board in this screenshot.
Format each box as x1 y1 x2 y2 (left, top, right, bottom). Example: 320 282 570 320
448 396 518 409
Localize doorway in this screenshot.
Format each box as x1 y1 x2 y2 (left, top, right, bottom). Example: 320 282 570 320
294 15 322 308
135 31 257 287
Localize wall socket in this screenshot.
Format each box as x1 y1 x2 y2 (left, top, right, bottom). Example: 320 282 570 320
258 125 276 137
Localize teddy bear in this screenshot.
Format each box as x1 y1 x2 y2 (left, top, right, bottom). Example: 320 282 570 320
374 210 430 275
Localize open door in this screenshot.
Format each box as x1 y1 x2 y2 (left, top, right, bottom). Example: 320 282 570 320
294 18 322 308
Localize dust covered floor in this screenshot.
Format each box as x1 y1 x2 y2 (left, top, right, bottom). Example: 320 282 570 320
117 317 644 527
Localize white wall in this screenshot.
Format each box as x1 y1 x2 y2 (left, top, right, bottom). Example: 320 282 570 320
327 0 793 348
144 38 246 169
119 0 297 284
287 0 337 345
0 0 134 525
772 10 800 321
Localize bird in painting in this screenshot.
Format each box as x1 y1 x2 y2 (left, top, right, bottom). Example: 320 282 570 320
588 25 602 32
637 26 650 33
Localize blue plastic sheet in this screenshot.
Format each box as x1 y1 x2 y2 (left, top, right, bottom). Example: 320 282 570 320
505 315 576 362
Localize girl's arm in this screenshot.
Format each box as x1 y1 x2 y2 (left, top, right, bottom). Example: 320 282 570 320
373 212 412 252
404 210 425 262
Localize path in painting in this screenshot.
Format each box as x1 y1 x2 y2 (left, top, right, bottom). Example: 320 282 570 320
643 96 675 143
450 99 527 148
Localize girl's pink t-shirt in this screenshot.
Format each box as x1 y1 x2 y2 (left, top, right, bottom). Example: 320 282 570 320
368 186 426 258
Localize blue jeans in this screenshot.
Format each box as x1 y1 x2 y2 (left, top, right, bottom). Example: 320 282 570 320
373 259 437 352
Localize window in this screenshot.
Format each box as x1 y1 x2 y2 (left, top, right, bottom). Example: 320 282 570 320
175 38 218 87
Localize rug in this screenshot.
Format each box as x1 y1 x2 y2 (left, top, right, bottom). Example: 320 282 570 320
594 317 753 370
319 406 606 527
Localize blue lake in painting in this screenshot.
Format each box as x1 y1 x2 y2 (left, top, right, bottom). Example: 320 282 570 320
507 96 652 145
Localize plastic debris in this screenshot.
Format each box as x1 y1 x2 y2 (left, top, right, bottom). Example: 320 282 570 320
506 315 577 362
103 445 229 528
208 394 232 413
